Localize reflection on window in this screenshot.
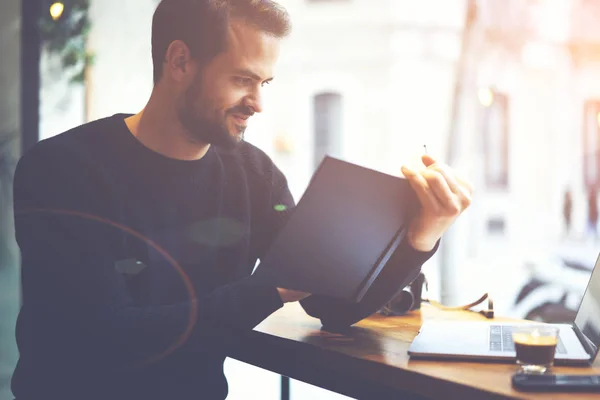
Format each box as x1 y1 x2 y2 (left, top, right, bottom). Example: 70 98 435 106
482 92 509 189
313 92 342 170
583 100 600 188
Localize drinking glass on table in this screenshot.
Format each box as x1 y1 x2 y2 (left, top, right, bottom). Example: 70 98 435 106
512 325 559 374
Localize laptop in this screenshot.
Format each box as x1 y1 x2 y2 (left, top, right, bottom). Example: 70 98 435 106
408 252 600 365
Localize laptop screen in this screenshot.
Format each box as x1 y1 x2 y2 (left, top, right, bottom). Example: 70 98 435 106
574 252 600 357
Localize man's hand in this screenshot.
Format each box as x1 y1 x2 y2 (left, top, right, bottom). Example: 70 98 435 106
401 154 473 252
277 288 311 303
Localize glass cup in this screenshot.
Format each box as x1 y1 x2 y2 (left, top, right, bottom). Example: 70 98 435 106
512 325 559 374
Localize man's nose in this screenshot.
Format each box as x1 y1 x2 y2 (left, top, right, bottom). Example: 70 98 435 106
244 89 263 114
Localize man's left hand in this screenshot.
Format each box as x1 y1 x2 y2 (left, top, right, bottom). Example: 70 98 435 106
400 154 473 252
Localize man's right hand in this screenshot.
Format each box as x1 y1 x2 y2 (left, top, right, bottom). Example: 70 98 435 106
277 288 311 303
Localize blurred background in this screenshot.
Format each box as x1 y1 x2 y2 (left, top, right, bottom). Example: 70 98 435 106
2 0 600 398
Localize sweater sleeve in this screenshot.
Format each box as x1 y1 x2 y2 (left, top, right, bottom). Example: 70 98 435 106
300 238 438 329
13 146 283 368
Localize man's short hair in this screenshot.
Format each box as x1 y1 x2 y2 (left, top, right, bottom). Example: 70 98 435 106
151 0 291 85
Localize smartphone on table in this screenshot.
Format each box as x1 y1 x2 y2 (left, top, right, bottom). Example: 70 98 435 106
512 373 600 392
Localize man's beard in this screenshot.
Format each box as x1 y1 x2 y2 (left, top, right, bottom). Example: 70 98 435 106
177 78 252 149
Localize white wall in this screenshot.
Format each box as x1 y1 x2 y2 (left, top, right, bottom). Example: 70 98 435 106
86 0 158 120
39 51 86 140
452 21 600 313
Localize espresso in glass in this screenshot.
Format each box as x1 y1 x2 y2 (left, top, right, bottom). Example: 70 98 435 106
512 326 559 374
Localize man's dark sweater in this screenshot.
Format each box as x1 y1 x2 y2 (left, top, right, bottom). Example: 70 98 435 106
11 114 437 400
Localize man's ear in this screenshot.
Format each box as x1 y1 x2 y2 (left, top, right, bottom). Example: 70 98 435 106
165 40 192 83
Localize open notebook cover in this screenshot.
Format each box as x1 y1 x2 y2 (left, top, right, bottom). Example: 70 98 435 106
253 156 420 303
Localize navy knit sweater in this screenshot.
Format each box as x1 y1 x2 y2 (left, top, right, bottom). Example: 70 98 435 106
11 114 436 400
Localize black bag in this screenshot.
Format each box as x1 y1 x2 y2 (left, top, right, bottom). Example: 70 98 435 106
379 272 425 316
379 272 494 319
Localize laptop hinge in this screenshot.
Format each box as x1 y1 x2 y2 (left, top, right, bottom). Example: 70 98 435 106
573 325 597 361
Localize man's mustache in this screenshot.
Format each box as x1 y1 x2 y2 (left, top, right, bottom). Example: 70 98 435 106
227 105 254 117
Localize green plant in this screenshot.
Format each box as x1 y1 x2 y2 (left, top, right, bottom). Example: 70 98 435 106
39 0 94 84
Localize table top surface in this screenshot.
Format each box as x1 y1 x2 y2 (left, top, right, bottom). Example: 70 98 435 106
251 302 600 399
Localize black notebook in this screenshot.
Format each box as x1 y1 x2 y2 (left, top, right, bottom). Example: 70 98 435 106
253 156 421 303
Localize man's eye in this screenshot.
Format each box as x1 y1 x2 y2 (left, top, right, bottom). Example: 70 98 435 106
261 81 271 87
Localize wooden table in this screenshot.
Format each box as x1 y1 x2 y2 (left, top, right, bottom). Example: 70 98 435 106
228 302 600 399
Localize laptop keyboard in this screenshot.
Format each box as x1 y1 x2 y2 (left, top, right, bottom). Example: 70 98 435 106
489 325 567 354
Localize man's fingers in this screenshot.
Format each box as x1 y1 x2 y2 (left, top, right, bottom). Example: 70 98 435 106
429 164 472 209
455 175 473 195
421 154 436 167
422 169 462 215
421 156 474 195
430 164 461 194
402 164 472 214
401 166 440 211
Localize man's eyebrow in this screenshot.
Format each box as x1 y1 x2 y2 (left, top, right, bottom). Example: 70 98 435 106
233 69 274 83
